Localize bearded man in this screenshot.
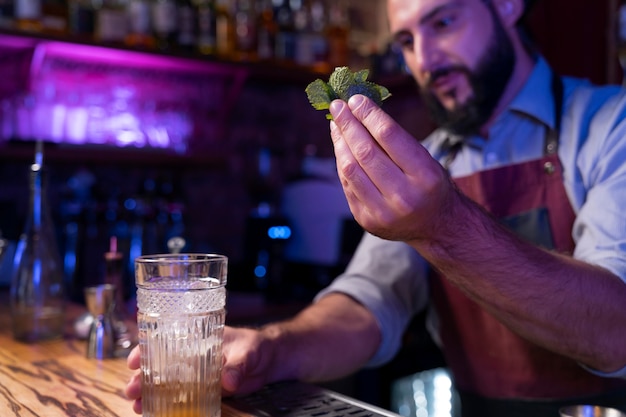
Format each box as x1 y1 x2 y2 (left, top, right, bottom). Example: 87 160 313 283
126 0 626 415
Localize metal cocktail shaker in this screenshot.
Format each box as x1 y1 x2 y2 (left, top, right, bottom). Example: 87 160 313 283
84 284 116 359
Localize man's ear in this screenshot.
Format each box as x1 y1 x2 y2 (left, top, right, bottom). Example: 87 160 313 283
493 0 524 27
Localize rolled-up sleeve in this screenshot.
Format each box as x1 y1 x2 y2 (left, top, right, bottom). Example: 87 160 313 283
565 88 626 283
314 233 429 367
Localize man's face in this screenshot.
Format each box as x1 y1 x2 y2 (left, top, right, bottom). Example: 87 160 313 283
388 0 516 135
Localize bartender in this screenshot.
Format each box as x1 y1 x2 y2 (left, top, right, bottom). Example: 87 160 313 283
126 0 626 415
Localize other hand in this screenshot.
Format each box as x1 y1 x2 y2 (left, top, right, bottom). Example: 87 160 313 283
125 325 279 414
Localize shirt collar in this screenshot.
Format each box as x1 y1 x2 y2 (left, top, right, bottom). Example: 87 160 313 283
506 56 556 131
425 56 557 154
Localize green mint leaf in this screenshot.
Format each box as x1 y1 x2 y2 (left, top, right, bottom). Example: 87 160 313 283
305 78 338 111
305 66 391 119
354 69 370 83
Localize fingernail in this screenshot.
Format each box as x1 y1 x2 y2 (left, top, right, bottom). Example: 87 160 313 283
329 99 344 116
348 94 365 109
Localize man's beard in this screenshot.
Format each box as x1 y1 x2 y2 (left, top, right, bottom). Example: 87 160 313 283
420 15 516 136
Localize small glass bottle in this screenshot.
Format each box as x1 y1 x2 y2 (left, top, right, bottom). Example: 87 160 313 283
68 0 97 41
10 141 65 343
0 0 14 28
273 0 296 64
14 0 43 31
151 0 178 51
125 0 156 49
215 0 235 58
176 0 196 53
95 0 129 45
255 0 276 61
195 0 217 55
233 0 257 61
41 0 69 35
325 0 349 69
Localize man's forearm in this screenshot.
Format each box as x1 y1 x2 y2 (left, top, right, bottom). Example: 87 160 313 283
412 191 626 373
260 293 381 383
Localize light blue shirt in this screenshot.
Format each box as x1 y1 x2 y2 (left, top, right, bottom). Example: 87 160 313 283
316 57 626 378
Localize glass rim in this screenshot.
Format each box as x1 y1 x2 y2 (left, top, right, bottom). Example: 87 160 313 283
135 253 228 264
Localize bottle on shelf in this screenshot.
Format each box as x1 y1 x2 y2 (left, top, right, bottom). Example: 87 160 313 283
233 0 257 61
96 0 129 45
42 0 69 35
0 0 14 29
151 0 178 51
325 0 349 69
176 0 196 52
15 0 43 32
10 140 66 343
273 0 296 64
195 0 216 55
125 0 156 49
68 0 96 40
295 0 328 72
215 0 235 58
255 0 276 61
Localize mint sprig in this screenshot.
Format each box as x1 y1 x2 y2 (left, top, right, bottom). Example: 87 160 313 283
305 67 391 120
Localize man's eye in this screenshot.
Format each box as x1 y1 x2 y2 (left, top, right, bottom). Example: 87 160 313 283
433 15 456 30
392 35 413 52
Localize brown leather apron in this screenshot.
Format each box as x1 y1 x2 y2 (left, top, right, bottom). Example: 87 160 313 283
429 75 626 415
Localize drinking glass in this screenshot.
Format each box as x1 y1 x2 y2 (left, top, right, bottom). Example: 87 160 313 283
135 253 227 417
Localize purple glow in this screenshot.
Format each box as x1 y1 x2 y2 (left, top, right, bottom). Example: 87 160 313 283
0 34 38 49
1 37 248 152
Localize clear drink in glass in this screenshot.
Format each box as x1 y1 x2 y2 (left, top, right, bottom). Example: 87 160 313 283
135 253 227 417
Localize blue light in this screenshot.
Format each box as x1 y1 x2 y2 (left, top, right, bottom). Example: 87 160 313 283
254 265 267 278
124 198 137 211
267 225 291 240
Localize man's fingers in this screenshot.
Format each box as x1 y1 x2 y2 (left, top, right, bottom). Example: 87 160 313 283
125 369 143 400
346 94 431 173
127 345 140 370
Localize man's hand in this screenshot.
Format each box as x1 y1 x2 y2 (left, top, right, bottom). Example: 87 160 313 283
221 326 281 396
124 325 283 414
329 94 457 243
125 346 143 415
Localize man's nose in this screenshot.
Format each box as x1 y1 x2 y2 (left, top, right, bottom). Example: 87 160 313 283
413 34 441 77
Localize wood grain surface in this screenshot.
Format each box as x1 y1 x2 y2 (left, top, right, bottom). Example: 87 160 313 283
0 292 254 417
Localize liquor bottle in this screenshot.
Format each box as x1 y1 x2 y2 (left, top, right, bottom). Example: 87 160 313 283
295 0 328 71
10 141 66 343
273 0 296 64
233 0 257 61
0 0 14 28
42 0 69 35
96 0 129 44
68 0 96 40
151 0 178 51
215 0 235 58
325 0 349 69
125 0 156 49
15 0 43 31
195 0 216 55
176 0 196 52
255 0 276 61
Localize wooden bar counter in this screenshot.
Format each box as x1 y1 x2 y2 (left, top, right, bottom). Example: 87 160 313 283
0 290 304 417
